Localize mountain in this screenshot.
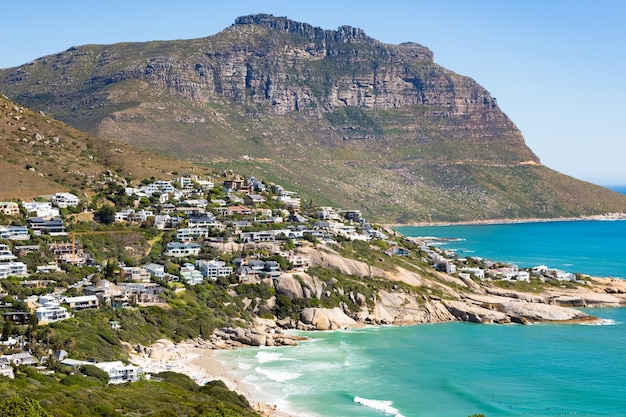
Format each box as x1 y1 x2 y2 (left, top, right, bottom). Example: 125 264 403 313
0 94 202 200
1 14 625 222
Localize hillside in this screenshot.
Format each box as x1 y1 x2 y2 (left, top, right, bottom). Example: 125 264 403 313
0 94 204 200
1 14 625 221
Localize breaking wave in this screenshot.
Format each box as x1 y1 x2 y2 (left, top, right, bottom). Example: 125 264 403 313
353 396 405 417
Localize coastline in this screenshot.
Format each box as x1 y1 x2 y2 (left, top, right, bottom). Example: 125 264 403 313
129 339 294 417
382 212 626 228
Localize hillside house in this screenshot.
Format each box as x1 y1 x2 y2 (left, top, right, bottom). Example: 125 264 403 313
142 263 165 279
121 266 152 283
0 261 28 279
0 226 29 240
22 201 59 218
61 295 99 310
0 202 19 216
0 244 16 261
195 260 233 280
180 264 204 285
28 217 66 235
164 242 201 258
61 359 143 384
385 246 411 257
50 192 80 208
35 296 71 323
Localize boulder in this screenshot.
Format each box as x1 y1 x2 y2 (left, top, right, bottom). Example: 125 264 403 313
300 307 358 330
276 274 304 300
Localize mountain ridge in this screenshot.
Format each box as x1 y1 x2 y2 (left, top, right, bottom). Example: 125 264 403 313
1 14 624 222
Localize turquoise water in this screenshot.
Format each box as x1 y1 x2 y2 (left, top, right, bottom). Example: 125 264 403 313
395 220 626 278
216 210 626 416
217 307 626 417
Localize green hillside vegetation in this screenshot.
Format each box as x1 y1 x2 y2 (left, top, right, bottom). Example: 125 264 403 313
1 368 255 417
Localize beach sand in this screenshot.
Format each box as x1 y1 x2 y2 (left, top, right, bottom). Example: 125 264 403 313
129 339 295 417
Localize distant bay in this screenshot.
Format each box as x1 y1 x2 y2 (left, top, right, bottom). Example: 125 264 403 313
395 219 626 279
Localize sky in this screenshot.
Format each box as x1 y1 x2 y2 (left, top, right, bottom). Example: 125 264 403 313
1 1 625 185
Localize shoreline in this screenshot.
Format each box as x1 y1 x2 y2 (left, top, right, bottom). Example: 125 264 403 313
382 212 626 228
129 339 294 417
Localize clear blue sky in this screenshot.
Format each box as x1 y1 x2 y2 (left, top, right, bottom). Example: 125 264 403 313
2 1 625 185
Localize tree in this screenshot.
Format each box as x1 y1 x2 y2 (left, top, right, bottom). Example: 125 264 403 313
94 205 116 225
0 397 51 417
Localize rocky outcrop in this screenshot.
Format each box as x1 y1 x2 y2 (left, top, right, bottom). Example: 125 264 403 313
300 307 359 330
275 274 304 300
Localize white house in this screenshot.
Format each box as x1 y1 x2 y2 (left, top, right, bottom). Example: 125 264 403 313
22 201 59 218
50 192 80 208
143 263 165 279
0 226 29 240
35 296 71 323
164 242 201 258
195 260 233 280
180 264 204 285
61 359 143 384
0 261 28 279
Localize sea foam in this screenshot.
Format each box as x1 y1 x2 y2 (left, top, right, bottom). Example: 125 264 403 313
353 396 405 417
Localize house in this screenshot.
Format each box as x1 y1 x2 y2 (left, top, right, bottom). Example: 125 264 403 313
195 260 233 280
287 253 311 271
0 244 16 261
61 295 99 310
27 217 66 235
227 205 252 216
234 266 260 283
113 283 166 307
120 266 152 283
187 214 219 228
436 260 457 274
22 201 59 218
50 192 80 208
3 311 31 325
180 264 204 285
153 214 172 230
143 263 165 279
35 296 71 323
36 263 60 274
0 202 20 216
0 226 30 240
176 227 210 242
0 357 14 379
245 194 266 205
385 246 411 257
164 242 201 258
460 267 485 280
0 261 28 278
3 352 38 367
61 359 143 384
223 178 248 193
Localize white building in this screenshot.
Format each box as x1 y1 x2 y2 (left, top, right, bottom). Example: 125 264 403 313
0 226 29 240
164 242 201 258
61 359 143 384
195 260 233 280
0 261 28 279
35 296 71 323
22 201 59 218
180 264 204 285
143 263 165 279
50 192 80 208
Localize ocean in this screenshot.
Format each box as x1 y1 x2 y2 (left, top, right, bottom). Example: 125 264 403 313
395 219 626 278
218 307 626 417
216 187 626 417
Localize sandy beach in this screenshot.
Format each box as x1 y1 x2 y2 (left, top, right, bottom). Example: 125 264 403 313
129 339 295 417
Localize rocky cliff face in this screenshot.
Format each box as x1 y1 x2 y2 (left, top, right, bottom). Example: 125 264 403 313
2 14 625 222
